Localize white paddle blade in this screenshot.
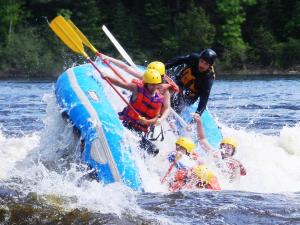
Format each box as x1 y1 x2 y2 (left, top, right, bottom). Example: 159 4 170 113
102 25 138 69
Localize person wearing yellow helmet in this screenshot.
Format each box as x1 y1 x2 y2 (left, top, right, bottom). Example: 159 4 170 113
161 136 206 191
188 165 221 191
102 68 165 156
101 54 173 126
167 137 200 167
194 113 246 183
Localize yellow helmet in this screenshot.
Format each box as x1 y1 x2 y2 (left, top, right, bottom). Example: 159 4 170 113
193 165 215 183
147 61 166 76
175 137 195 153
143 69 162 84
220 137 238 150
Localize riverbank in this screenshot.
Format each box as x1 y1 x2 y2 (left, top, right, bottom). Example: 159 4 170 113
220 68 300 76
1 67 300 79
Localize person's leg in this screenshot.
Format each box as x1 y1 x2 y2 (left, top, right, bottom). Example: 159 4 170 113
139 135 159 156
122 121 159 156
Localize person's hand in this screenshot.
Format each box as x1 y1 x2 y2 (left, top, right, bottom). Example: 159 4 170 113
101 54 109 61
101 71 109 79
185 124 193 132
192 112 201 122
155 118 162 125
139 116 147 125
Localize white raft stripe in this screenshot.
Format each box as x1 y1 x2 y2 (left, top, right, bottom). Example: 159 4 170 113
66 68 121 182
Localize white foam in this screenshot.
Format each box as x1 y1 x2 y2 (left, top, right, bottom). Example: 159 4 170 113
278 123 300 155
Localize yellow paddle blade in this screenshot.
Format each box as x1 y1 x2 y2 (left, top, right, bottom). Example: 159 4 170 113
68 19 98 54
49 15 88 58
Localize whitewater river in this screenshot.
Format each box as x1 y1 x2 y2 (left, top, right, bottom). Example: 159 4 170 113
0 74 299 224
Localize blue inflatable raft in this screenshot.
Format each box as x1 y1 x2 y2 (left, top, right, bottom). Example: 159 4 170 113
55 62 142 190
55 61 222 190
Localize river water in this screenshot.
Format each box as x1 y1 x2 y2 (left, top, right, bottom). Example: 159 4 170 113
0 75 299 224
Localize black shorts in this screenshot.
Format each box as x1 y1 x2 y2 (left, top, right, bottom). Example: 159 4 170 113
123 121 159 156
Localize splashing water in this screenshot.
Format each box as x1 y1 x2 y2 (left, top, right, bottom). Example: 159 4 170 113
0 75 299 224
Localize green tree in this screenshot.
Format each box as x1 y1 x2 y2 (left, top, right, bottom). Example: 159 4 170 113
1 26 62 77
274 38 300 68
247 26 276 66
162 2 215 59
216 0 256 69
0 0 24 43
141 0 172 59
284 1 300 38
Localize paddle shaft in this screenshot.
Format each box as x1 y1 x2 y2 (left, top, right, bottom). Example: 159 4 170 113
102 26 188 128
96 52 127 83
88 58 140 116
161 161 176 184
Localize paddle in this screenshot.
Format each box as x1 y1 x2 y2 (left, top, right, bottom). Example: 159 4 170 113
49 15 139 117
101 25 189 128
161 161 176 184
102 25 138 70
67 20 127 83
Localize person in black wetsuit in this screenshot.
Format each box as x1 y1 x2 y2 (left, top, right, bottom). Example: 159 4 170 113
165 49 217 116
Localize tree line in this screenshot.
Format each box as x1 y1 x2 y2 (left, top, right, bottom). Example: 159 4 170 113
0 0 299 78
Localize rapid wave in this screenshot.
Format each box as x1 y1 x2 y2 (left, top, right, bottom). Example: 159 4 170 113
0 73 299 222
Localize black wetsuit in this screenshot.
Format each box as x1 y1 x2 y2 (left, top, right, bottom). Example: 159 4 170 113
165 53 215 115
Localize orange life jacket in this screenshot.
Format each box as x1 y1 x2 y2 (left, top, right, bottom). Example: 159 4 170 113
119 82 164 132
180 68 197 97
180 66 215 97
169 169 188 192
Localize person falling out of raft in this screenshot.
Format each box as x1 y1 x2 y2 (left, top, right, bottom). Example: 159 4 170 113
162 136 221 191
165 49 217 116
101 55 179 126
194 113 247 183
103 68 166 156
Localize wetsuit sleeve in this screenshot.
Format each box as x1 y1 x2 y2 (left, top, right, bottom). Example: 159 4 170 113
196 77 213 115
165 54 193 69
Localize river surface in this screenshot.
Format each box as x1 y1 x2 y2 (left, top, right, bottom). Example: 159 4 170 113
0 75 299 224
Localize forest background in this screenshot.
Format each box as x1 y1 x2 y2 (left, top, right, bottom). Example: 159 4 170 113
1 0 300 78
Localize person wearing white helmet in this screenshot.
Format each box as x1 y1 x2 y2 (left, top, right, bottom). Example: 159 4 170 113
194 113 246 183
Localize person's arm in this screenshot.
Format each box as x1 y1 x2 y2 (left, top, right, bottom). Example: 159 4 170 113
156 90 171 125
194 114 220 159
165 54 192 69
139 116 159 126
103 72 137 92
102 54 143 79
236 160 247 176
195 77 213 115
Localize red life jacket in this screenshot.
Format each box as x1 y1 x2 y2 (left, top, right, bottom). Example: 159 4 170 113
169 169 188 192
119 82 164 132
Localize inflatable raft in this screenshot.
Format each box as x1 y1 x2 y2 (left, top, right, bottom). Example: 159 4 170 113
55 61 222 190
55 62 142 190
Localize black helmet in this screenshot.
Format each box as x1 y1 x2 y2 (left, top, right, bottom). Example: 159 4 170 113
199 49 217 65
